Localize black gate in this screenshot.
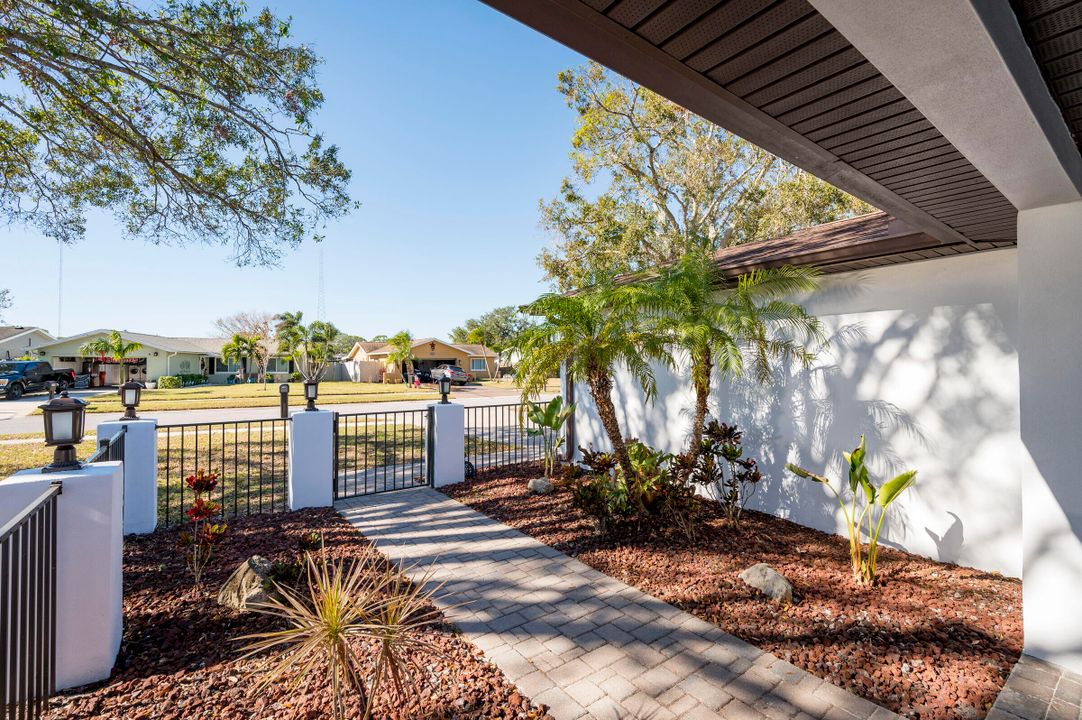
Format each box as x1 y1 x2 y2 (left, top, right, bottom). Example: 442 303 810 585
1 482 61 719
333 409 429 499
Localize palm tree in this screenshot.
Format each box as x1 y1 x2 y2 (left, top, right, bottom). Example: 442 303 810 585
513 279 668 479
385 331 415 383
274 312 339 382
639 252 824 460
221 333 265 383
465 327 494 379
79 330 143 386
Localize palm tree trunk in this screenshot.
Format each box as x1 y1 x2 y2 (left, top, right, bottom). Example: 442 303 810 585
688 348 713 460
587 369 633 478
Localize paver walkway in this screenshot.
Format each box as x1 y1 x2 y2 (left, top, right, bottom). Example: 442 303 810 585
989 654 1082 720
336 487 899 720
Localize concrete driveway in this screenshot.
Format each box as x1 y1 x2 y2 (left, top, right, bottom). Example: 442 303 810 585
0 388 112 427
0 383 553 436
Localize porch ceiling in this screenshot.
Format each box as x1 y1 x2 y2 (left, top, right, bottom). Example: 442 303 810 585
482 0 1021 247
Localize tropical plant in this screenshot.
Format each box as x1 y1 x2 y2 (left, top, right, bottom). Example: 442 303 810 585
786 436 917 586
177 470 227 587
385 331 415 383
673 421 762 523
525 396 575 478
240 550 446 720
78 330 143 383
221 333 267 383
275 311 340 382
637 251 823 461
512 277 669 480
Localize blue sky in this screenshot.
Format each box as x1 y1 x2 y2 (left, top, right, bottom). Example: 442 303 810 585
0 1 585 340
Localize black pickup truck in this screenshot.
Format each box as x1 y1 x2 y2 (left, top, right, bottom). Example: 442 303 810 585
0 361 76 400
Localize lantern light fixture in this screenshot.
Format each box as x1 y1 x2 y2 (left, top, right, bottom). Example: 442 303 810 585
119 380 142 420
40 391 88 473
438 375 451 403
304 380 319 411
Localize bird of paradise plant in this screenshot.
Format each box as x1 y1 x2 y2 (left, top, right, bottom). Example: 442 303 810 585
786 435 916 586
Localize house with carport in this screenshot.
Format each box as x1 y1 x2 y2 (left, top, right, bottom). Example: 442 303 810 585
344 338 497 382
34 329 294 386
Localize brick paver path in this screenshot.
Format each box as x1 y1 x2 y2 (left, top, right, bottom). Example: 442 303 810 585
337 488 900 720
989 654 1082 720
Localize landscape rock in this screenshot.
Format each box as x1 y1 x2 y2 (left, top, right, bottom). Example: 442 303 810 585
526 477 554 495
739 562 794 604
217 555 274 611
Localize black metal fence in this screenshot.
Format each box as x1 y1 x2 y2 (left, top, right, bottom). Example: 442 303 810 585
87 426 126 465
334 409 428 499
464 403 545 471
0 482 60 719
157 419 288 526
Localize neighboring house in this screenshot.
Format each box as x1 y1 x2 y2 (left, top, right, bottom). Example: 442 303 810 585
0 326 55 361
33 330 294 386
344 338 496 383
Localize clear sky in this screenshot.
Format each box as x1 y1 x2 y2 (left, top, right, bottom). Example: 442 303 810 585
0 1 586 340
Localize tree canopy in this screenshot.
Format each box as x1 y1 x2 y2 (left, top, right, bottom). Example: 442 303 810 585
0 289 10 321
274 311 338 381
449 306 530 352
0 0 354 265
539 62 872 291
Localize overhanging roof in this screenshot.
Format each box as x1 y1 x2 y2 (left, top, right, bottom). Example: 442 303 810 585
709 211 1014 280
482 0 1021 247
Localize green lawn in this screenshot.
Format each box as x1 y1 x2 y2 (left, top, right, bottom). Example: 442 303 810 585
73 381 440 414
0 439 102 479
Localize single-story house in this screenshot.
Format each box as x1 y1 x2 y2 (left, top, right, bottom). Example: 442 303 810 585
33 329 294 386
344 338 497 383
0 326 55 361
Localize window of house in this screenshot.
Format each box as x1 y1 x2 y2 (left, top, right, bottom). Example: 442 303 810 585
214 358 241 373
266 357 289 373
470 358 487 372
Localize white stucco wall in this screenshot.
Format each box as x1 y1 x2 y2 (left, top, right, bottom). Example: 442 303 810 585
573 248 1022 578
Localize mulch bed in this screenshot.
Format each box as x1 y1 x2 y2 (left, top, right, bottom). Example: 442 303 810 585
46 508 548 720
442 464 1023 720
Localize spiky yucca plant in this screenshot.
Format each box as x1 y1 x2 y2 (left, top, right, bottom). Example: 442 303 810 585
239 547 446 720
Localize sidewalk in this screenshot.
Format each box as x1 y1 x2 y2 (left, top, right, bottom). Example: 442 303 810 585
336 488 899 720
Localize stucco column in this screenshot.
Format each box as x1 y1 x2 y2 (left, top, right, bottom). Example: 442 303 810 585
428 403 464 488
288 409 334 510
98 418 158 534
1017 200 1082 674
0 462 124 690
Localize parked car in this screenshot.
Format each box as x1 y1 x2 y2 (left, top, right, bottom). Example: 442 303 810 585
0 361 77 400
413 368 433 384
430 364 469 385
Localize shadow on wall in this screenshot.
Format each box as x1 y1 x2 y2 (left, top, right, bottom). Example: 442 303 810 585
718 273 1021 576
573 252 1023 577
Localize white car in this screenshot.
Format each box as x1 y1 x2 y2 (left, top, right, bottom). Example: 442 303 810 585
430 364 469 385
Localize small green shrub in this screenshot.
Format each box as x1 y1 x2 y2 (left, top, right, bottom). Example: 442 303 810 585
288 371 303 383
786 435 916 586
578 445 616 474
156 375 182 389
673 421 762 524
525 396 575 478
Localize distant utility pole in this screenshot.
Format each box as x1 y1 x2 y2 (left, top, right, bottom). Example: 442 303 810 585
316 244 327 322
56 242 63 337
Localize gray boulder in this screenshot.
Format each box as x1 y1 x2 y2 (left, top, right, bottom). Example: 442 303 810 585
527 477 554 495
739 563 794 604
218 555 275 611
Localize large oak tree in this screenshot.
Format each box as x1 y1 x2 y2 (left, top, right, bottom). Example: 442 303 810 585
0 0 354 267
539 62 871 291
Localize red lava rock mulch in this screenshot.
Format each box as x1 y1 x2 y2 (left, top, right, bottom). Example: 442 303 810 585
46 508 548 720
442 464 1023 720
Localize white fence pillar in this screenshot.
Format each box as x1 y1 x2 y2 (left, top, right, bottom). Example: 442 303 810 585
1018 200 1082 675
0 463 124 690
429 402 464 488
98 419 158 534
288 409 334 510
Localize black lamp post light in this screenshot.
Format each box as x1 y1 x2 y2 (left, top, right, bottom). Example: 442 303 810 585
304 380 319 411
119 380 142 420
40 391 88 473
438 375 452 404
279 382 290 419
